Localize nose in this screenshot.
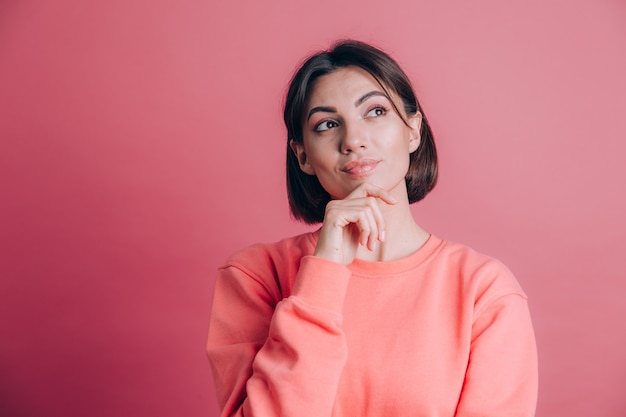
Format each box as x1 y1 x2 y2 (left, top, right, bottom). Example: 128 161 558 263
340 121 368 154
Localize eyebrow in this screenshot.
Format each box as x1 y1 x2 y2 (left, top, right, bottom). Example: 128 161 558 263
306 91 389 121
355 91 387 107
307 106 336 121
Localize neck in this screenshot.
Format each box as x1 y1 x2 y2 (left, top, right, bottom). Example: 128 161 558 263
355 197 429 263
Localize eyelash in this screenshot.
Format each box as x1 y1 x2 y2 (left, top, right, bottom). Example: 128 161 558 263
313 105 388 132
366 106 387 118
314 119 339 132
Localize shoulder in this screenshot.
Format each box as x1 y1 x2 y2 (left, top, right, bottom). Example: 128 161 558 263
224 231 316 269
219 230 318 295
432 238 527 306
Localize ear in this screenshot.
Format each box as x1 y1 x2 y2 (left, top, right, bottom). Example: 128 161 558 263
407 112 422 153
289 140 316 175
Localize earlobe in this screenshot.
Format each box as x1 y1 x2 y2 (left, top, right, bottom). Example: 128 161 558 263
289 139 316 175
408 112 422 153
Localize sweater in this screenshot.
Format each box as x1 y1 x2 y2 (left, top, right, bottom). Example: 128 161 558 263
207 230 538 416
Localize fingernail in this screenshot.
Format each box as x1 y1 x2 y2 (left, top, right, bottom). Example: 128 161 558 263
380 231 386 242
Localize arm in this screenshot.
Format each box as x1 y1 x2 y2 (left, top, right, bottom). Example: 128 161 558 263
208 183 396 416
207 255 351 417
455 293 538 417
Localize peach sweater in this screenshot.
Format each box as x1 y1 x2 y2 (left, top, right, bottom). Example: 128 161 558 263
207 231 537 416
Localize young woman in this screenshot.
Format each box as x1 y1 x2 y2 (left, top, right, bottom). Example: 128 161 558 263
207 40 538 417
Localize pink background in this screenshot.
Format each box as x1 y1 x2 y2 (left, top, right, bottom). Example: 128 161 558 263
1 0 625 416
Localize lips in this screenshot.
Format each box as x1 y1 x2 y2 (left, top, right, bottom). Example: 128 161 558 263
341 158 380 177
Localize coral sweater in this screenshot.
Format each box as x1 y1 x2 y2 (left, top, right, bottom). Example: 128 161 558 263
207 231 538 416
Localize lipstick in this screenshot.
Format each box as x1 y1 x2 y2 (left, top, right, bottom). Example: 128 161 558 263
341 159 379 177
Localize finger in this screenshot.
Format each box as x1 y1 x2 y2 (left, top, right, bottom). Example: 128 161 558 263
345 196 385 247
326 201 370 246
356 209 373 248
366 206 380 250
366 196 386 243
347 183 398 206
359 204 379 251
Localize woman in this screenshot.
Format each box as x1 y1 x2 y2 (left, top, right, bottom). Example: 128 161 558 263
207 40 538 417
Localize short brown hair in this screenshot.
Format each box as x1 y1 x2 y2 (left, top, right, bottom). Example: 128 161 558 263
284 40 438 224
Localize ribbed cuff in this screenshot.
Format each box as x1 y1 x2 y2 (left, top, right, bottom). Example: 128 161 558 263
291 256 352 313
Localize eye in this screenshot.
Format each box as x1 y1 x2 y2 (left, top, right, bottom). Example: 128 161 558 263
366 106 387 118
314 119 339 132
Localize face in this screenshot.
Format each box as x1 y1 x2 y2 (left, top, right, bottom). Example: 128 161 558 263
290 66 421 200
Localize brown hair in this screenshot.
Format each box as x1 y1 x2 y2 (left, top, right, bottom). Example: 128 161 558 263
284 40 438 224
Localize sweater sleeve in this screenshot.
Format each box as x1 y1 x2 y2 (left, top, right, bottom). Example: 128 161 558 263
455 292 538 417
207 255 352 417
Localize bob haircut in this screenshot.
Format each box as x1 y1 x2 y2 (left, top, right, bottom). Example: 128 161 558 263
284 40 438 224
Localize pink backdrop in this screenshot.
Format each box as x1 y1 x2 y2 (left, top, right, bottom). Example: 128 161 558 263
1 1 625 416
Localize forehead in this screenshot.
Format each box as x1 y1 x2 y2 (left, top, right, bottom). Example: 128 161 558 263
307 66 384 105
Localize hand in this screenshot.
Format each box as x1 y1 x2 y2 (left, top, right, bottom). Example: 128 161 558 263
314 183 398 266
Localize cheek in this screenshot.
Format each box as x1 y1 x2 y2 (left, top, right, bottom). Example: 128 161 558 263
387 126 413 153
305 139 337 163
305 149 328 169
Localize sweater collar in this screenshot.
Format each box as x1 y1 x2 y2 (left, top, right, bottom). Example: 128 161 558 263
307 229 443 277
